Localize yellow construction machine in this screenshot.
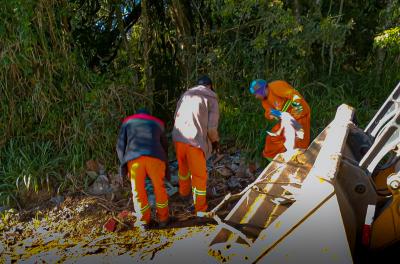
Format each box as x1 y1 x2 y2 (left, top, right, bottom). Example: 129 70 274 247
154 82 399 264
203 82 400 263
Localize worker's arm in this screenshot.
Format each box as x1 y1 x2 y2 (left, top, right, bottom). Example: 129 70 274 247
279 88 309 119
270 109 302 130
268 81 307 117
287 95 309 119
116 124 126 166
208 98 220 144
262 100 276 120
116 124 128 185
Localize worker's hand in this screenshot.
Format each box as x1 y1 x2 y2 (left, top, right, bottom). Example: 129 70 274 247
267 131 279 137
212 141 221 154
291 101 303 114
270 109 282 118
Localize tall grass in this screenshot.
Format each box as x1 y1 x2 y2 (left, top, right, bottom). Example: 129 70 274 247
0 140 62 205
0 0 147 206
0 0 398 208
219 91 266 161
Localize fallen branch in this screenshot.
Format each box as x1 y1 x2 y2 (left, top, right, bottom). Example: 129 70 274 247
111 213 130 228
97 203 114 212
80 190 130 211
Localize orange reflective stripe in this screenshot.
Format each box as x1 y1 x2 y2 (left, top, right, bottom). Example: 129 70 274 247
194 189 206 195
156 201 168 209
129 162 140 178
179 172 191 180
281 99 292 112
140 204 150 213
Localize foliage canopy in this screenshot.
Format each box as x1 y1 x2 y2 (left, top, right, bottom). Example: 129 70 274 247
1 0 399 206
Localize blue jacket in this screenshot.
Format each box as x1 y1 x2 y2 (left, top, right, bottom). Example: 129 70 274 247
116 113 168 177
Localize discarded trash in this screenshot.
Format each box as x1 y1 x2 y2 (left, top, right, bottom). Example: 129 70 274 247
213 153 225 165
227 177 240 189
87 174 112 195
165 182 178 196
231 163 239 171
117 210 130 219
50 195 64 206
103 218 117 232
196 211 215 218
169 172 179 185
248 162 257 174
216 166 233 177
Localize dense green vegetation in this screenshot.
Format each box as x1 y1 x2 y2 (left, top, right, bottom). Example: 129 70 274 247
1 0 399 207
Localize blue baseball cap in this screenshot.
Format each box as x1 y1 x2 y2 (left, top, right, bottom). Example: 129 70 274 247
249 79 267 96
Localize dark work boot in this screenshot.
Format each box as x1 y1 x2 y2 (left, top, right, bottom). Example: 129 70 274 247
158 219 169 228
134 219 153 231
178 194 191 203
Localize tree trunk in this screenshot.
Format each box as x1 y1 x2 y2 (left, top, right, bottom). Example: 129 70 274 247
142 0 153 110
115 0 138 86
293 0 301 22
170 0 194 87
328 0 344 76
376 0 394 83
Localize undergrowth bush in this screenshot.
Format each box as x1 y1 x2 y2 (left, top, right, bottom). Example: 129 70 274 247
0 0 399 207
0 0 147 206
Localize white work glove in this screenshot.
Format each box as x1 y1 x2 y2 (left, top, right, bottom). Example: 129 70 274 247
268 111 305 162
279 112 298 162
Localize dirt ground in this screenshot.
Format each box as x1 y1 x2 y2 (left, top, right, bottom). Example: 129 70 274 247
0 151 260 263
0 194 217 263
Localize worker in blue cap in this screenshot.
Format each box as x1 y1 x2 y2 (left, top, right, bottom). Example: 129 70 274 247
249 79 311 160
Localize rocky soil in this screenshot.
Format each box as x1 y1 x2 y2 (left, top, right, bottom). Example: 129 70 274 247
0 151 263 263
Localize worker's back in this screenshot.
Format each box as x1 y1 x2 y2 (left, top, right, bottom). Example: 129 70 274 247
172 84 219 158
116 113 167 177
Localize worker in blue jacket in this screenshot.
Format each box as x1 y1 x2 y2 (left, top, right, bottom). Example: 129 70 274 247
116 108 169 229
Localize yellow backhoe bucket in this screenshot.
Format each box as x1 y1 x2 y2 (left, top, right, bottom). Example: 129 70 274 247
207 82 399 263
155 82 399 264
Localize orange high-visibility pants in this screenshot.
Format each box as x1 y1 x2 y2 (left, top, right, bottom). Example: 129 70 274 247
263 114 311 159
174 142 208 213
263 122 287 159
127 156 169 224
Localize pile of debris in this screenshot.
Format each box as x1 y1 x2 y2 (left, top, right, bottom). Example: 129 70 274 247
206 152 259 199
0 151 264 262
83 151 262 230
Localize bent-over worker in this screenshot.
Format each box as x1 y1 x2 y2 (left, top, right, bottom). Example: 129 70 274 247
172 75 220 215
116 108 169 229
249 79 311 160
